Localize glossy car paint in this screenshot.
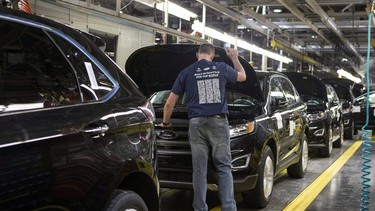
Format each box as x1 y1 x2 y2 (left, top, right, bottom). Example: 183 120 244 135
353 91 375 133
0 7 159 210
322 78 355 138
285 72 343 156
126 45 308 204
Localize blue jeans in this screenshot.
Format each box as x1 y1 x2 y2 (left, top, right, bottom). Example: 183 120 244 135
189 115 236 211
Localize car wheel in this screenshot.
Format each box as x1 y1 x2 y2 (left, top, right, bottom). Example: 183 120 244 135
344 119 354 140
242 146 274 208
104 190 148 211
333 122 344 148
287 134 308 178
320 127 333 157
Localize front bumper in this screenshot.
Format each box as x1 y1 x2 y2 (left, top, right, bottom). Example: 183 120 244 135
157 132 259 192
353 107 375 131
342 112 352 129
307 119 329 148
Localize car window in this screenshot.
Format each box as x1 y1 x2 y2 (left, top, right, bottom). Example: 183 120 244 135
326 85 334 103
279 77 298 104
48 33 114 102
0 21 81 112
269 77 287 106
330 87 340 102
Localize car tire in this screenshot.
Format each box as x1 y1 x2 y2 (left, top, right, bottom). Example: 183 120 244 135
104 190 148 211
320 127 333 157
344 119 354 140
333 122 344 148
242 146 274 208
287 134 308 178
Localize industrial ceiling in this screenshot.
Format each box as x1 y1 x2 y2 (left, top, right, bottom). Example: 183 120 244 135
9 0 372 80
117 0 373 80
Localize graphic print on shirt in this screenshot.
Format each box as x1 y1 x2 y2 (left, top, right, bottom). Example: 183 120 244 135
195 65 221 104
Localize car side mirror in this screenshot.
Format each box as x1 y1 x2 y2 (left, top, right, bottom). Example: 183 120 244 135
270 98 288 113
272 98 288 107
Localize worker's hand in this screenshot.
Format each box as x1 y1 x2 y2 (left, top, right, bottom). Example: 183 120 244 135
159 122 173 128
226 48 239 60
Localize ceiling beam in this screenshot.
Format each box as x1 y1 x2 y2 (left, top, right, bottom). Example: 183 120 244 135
195 0 267 35
264 11 368 19
244 0 365 7
276 0 330 44
305 0 364 64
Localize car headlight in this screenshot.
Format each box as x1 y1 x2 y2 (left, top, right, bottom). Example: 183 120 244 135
307 111 327 121
230 121 255 138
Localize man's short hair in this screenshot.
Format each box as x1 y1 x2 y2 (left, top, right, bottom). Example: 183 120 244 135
198 44 215 56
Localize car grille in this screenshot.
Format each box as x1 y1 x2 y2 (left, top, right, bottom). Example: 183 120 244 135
156 125 223 184
156 122 203 184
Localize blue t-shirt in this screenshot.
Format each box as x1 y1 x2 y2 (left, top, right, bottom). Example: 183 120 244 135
171 59 238 118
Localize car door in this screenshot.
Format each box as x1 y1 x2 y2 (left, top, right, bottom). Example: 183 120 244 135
326 85 341 138
278 77 305 155
268 76 293 164
0 17 139 210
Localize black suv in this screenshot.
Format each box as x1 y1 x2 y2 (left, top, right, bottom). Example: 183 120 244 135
322 78 355 139
126 44 308 208
0 7 159 211
353 91 375 134
285 72 344 157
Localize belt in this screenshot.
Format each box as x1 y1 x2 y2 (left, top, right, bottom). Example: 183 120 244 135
205 114 226 118
190 114 227 119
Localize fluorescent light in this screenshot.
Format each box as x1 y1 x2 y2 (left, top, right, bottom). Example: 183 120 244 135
273 9 282 13
192 20 293 63
135 0 197 21
337 69 361 83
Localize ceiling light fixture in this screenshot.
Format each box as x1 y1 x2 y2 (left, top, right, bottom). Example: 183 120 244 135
192 20 293 63
273 9 282 13
337 69 361 83
135 0 197 21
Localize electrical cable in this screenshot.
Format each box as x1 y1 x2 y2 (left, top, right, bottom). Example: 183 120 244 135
360 10 373 211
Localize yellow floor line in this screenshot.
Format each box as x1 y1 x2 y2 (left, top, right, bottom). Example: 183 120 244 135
282 141 362 211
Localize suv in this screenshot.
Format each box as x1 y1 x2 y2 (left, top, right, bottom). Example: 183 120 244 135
0 7 159 211
126 44 308 208
322 78 355 139
285 72 344 157
352 91 375 134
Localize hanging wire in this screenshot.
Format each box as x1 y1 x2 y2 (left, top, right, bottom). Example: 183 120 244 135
360 8 373 211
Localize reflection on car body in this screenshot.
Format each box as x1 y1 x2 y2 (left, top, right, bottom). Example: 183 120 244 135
322 78 355 139
0 7 159 211
126 44 309 208
285 72 344 157
352 91 375 133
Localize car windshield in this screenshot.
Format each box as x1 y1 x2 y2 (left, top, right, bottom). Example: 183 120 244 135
150 90 257 108
354 91 375 105
300 95 325 106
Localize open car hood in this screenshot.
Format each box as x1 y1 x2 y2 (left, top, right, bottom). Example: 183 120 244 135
322 80 353 102
322 78 363 98
284 72 328 102
125 44 263 102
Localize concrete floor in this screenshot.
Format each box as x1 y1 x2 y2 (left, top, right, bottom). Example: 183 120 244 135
160 134 375 211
